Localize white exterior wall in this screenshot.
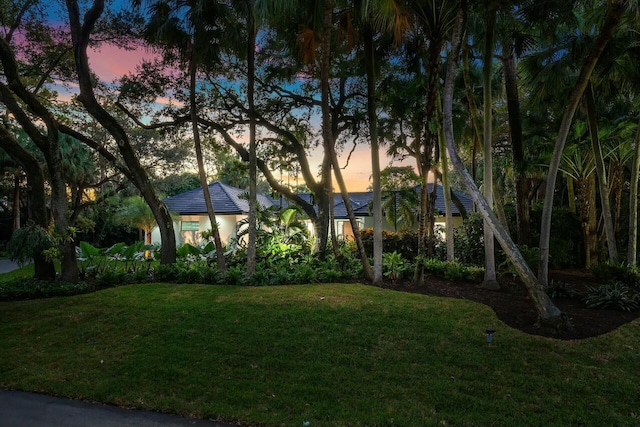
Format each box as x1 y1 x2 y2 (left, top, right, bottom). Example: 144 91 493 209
151 214 240 247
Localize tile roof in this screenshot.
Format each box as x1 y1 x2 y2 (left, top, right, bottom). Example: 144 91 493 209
164 182 473 218
163 182 275 215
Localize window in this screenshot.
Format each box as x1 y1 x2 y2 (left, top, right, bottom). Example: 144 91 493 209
181 221 199 231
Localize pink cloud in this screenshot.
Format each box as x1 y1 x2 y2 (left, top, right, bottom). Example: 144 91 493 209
88 44 158 82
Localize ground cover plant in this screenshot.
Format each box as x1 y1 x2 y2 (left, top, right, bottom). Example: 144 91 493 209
0 283 638 427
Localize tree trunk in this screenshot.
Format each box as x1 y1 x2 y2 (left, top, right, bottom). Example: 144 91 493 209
502 49 530 245
0 126 56 280
585 82 617 262
443 1 562 322
576 174 598 268
12 171 20 232
190 52 226 271
482 5 498 290
247 7 257 276
436 95 454 261
66 0 177 265
628 115 640 266
567 175 576 213
538 0 626 286
321 0 372 281
364 25 383 285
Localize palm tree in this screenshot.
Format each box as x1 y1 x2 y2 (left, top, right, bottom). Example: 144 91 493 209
137 0 229 270
358 0 410 284
115 196 156 245
442 0 563 323
537 0 628 285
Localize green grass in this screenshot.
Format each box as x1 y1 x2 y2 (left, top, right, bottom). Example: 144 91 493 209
0 283 638 426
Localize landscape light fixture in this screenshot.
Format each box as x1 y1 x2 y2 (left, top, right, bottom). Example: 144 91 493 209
486 328 496 345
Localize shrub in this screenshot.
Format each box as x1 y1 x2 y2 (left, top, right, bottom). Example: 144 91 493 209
452 214 485 266
6 223 55 265
96 270 128 287
223 266 246 286
591 263 640 288
422 258 484 283
152 264 179 282
0 278 93 301
382 251 410 282
584 282 640 312
544 280 578 299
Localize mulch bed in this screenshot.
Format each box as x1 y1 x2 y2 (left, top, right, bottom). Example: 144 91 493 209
381 270 640 340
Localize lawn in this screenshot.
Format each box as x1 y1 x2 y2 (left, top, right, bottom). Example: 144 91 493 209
0 283 638 426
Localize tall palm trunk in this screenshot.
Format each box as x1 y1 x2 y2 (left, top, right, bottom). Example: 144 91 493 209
628 115 640 266
247 6 258 276
585 82 617 263
482 5 498 290
414 40 442 285
538 0 626 286
443 0 562 323
462 40 482 185
364 25 383 285
436 95 454 261
502 49 530 245
189 52 226 271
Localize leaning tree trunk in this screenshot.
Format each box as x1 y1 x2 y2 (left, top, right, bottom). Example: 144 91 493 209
538 0 626 286
67 0 176 264
481 5 499 290
321 0 372 281
628 115 640 266
189 53 226 271
364 25 383 285
585 82 617 262
443 0 562 322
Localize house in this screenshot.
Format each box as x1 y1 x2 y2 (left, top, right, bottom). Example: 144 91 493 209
150 181 274 246
326 184 473 241
151 182 473 246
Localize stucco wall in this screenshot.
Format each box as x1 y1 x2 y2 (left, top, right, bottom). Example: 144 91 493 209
151 214 240 247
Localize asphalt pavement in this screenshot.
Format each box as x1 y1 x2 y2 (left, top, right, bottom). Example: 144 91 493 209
0 390 239 427
0 259 21 274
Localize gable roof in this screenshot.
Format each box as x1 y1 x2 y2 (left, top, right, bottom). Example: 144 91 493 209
163 182 275 215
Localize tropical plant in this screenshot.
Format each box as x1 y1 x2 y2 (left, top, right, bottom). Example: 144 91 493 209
584 282 639 312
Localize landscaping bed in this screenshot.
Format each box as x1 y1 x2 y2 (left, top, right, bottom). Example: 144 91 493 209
385 270 640 340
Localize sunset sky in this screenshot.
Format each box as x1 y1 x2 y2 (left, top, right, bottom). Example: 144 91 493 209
86 43 413 191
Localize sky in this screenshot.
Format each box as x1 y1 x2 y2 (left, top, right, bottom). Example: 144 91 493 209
86 44 414 192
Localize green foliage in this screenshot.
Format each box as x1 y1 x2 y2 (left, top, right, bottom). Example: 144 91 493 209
498 245 540 278
6 223 55 265
360 229 418 261
591 262 640 288
0 278 92 301
584 282 640 312
382 251 410 282
450 214 485 266
423 258 484 283
544 280 578 299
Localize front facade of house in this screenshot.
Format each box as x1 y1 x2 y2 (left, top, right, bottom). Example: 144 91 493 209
150 182 273 247
151 182 473 247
